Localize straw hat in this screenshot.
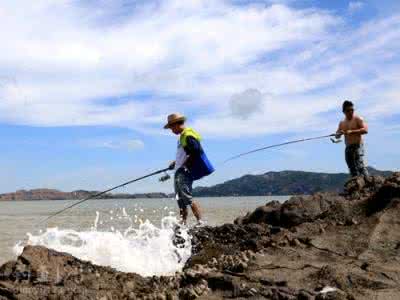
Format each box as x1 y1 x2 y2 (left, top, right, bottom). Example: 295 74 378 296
163 113 187 129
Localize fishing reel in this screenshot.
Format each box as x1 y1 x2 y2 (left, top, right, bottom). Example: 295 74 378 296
330 137 343 144
159 172 171 182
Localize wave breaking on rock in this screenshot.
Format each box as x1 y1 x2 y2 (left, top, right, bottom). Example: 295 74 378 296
13 214 191 277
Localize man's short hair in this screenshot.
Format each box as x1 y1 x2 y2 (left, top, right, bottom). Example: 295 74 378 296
342 100 354 112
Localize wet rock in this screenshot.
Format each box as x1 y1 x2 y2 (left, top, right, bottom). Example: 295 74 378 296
0 262 15 280
187 223 271 268
234 200 282 225
1 174 400 299
344 175 385 200
235 193 343 229
279 193 338 227
298 290 315 300
365 173 400 215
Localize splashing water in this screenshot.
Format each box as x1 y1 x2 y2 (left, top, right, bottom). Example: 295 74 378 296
14 210 192 277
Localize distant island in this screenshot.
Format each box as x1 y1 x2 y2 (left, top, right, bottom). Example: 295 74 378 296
0 167 394 201
0 189 168 201
193 167 393 197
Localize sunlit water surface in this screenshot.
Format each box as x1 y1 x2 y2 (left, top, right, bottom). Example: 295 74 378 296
0 196 289 276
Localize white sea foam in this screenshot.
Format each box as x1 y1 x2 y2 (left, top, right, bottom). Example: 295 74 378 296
319 286 337 294
14 210 191 277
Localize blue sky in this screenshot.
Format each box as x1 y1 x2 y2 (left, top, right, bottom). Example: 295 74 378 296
0 0 399 193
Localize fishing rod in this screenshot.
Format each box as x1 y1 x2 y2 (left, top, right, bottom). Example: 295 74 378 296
36 133 341 226
36 167 170 226
224 133 339 163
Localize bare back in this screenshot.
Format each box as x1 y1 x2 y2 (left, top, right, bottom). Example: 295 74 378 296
339 115 366 145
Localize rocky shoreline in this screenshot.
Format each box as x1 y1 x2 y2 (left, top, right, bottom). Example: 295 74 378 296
0 189 168 201
1 174 400 299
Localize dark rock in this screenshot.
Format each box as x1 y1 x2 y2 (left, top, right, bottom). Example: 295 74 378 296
1 174 400 299
344 175 385 200
365 173 400 215
235 201 282 225
0 262 14 280
298 290 314 300
280 194 334 227
207 273 234 291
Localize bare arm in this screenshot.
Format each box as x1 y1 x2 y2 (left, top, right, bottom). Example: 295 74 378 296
336 121 344 138
347 117 368 135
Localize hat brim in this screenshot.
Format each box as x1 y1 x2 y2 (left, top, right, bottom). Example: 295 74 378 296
163 117 186 129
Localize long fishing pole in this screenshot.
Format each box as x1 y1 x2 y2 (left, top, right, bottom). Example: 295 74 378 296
36 133 340 226
224 133 338 163
36 167 170 226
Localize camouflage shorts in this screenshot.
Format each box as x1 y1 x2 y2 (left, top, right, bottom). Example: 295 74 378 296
174 168 193 210
345 144 368 177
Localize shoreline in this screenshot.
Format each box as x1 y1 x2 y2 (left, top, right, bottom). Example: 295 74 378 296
1 167 393 202
0 195 291 202
1 173 400 299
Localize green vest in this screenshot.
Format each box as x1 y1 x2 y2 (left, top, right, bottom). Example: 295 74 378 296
180 128 202 148
178 127 215 180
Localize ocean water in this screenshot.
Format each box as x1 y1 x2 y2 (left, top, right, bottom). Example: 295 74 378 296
0 196 289 276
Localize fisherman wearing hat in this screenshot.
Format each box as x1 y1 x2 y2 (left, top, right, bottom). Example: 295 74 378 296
164 113 215 225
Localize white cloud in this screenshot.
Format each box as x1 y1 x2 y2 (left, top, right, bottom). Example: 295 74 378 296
348 1 365 13
192 13 400 137
230 89 264 119
0 0 399 138
0 1 338 126
82 138 145 150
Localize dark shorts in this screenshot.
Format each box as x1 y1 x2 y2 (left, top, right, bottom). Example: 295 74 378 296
174 168 194 210
345 144 368 177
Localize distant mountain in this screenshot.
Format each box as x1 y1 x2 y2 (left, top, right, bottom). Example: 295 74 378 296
0 188 168 201
0 168 394 200
193 167 394 197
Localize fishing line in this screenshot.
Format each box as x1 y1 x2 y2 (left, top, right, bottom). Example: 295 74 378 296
223 133 338 164
35 168 170 227
35 133 341 226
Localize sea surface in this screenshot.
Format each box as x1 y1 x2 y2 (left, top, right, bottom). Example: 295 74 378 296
0 196 289 276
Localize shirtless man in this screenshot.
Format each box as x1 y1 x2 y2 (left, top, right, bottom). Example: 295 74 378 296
336 100 369 177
